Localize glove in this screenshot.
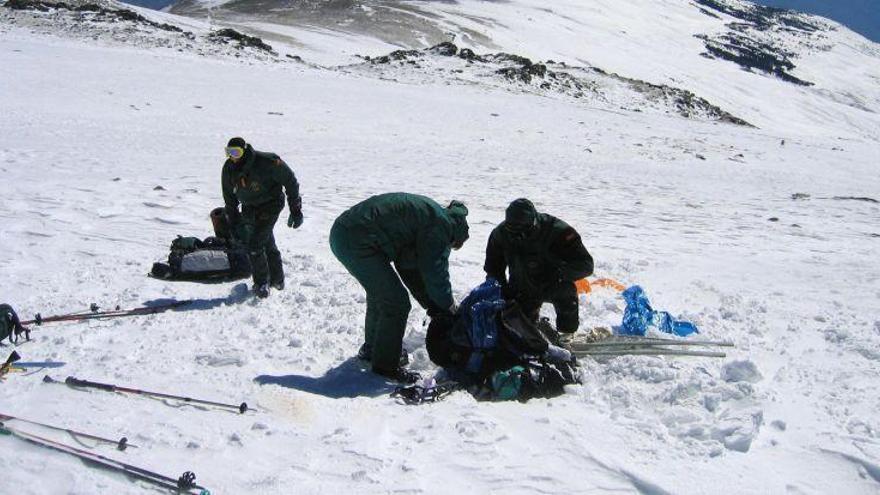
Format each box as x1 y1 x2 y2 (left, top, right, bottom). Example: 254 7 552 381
287 211 303 229
287 196 303 228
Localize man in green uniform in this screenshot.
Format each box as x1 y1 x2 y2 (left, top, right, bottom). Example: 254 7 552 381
221 137 302 298
329 193 469 383
484 198 593 334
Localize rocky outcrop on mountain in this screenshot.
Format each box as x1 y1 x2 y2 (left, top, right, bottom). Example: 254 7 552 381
208 27 274 53
358 42 752 126
0 0 289 61
694 0 832 86
4 0 183 32
696 0 823 32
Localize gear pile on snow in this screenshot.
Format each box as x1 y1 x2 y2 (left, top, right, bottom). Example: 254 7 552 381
413 279 580 403
149 207 251 282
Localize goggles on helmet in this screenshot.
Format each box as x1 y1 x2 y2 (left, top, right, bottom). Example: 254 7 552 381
225 146 245 160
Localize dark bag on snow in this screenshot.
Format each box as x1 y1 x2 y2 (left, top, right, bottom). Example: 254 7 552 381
1 304 28 345
150 207 251 283
425 279 580 402
150 235 251 282
484 360 578 402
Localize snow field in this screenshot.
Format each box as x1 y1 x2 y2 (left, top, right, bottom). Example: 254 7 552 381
0 13 879 495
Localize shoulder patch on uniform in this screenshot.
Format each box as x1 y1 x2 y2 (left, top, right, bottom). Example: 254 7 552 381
274 158 283 166
564 231 577 242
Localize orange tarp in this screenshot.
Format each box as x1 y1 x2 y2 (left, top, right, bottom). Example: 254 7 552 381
575 278 626 295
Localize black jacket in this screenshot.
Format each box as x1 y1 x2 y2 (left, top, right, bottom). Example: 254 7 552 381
221 145 299 221
484 213 593 298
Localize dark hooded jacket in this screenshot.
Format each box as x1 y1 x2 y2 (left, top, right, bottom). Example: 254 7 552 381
484 213 593 299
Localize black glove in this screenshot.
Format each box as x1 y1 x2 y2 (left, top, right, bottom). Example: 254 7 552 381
287 196 303 228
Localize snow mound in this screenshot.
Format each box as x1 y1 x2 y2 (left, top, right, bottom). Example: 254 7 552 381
721 359 763 383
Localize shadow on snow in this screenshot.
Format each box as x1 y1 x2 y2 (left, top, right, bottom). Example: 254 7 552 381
141 283 252 312
253 358 395 399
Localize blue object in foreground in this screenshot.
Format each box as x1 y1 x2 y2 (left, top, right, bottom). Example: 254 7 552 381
455 278 506 373
620 285 699 337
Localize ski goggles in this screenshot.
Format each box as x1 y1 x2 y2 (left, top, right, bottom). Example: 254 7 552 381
225 146 246 160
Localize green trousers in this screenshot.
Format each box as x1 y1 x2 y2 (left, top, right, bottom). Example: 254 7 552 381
241 200 284 286
329 219 429 372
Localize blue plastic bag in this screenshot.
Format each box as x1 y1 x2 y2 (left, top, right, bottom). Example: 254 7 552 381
620 285 698 337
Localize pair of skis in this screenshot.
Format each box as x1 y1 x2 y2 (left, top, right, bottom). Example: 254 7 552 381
570 335 734 358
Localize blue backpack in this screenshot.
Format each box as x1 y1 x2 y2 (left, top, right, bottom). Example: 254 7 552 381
450 279 506 373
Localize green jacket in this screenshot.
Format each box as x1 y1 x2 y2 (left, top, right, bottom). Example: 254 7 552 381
337 192 469 310
221 145 299 220
484 213 593 297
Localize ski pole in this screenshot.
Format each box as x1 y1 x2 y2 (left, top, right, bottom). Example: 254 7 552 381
21 300 193 326
44 376 249 414
574 348 727 358
0 422 209 494
0 413 135 450
2 301 192 344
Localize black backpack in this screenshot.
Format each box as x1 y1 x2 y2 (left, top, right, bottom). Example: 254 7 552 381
150 207 252 283
150 235 251 283
0 304 28 345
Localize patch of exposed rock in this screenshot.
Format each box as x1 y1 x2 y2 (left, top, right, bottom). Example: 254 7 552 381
360 42 752 126
693 0 832 86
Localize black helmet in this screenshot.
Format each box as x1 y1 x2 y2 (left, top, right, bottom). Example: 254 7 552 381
504 198 538 235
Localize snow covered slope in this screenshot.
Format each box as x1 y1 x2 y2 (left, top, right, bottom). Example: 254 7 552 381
1 1 879 494
167 0 880 140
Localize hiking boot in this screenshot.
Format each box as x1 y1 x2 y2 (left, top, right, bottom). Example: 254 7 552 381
357 342 371 361
357 343 409 366
374 366 421 385
253 283 270 299
270 279 284 291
